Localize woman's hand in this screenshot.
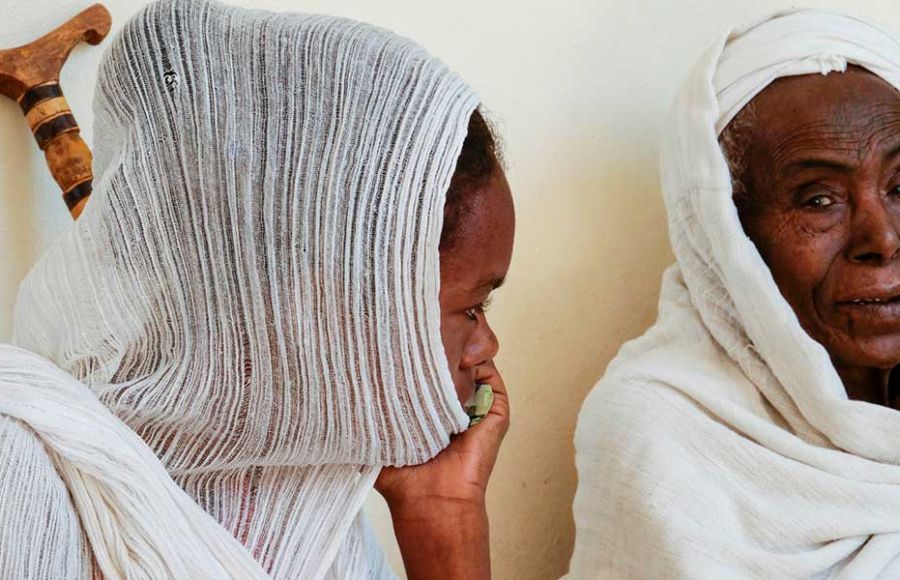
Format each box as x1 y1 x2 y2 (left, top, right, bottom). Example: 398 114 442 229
375 362 510 580
376 362 510 508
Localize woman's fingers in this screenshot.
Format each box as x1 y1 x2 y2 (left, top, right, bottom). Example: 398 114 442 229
459 361 510 484
472 361 510 438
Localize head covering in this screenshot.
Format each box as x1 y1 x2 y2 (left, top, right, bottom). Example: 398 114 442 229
0 0 478 576
570 11 900 579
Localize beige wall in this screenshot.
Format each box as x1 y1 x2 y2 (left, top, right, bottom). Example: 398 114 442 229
2 1 900 578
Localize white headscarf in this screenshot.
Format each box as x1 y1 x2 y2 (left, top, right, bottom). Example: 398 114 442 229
570 11 900 580
0 0 477 577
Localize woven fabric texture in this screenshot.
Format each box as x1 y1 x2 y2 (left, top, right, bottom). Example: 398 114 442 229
1 0 478 577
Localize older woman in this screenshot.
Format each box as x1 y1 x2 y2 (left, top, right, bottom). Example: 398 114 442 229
570 11 900 580
0 0 513 578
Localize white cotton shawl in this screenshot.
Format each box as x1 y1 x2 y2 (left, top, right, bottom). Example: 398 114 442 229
0 0 477 577
569 11 900 580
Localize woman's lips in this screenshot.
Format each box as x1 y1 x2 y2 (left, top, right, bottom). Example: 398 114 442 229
835 286 900 305
834 294 900 328
840 297 900 305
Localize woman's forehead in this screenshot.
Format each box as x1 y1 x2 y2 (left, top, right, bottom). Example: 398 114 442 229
743 68 900 162
753 67 900 124
440 173 514 291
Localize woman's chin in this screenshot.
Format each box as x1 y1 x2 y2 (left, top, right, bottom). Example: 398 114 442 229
830 334 900 370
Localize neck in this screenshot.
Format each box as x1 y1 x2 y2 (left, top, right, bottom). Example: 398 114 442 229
836 365 893 407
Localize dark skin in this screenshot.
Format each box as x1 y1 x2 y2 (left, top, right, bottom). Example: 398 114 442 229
735 67 900 406
375 168 515 579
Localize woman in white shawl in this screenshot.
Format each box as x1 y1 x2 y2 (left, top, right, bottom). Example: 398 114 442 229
0 0 514 578
570 10 900 580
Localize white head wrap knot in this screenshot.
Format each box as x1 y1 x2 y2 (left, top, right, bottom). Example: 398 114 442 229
0 0 478 577
571 10 900 579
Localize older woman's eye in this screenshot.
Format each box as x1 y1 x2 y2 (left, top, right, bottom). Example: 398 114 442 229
804 194 835 209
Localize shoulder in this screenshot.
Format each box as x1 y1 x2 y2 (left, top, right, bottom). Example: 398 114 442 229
0 415 92 577
570 343 783 577
0 345 87 521
575 372 714 488
0 413 76 513
570 376 746 578
575 339 765 505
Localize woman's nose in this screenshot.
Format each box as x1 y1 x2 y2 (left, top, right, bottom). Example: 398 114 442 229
461 318 500 369
848 195 900 265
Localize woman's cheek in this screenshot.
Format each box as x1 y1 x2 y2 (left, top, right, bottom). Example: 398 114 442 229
440 319 478 403
440 317 465 371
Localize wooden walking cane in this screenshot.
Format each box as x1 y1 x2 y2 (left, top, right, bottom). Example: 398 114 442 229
0 4 111 220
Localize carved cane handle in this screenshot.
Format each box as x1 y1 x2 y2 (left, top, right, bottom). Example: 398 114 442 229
0 4 112 219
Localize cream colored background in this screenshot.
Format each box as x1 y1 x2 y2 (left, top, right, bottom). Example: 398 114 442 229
2 1 899 578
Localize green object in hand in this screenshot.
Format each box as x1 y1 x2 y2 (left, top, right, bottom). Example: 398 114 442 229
465 384 493 426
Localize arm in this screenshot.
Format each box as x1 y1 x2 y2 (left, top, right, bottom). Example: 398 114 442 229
387 497 490 579
375 363 509 580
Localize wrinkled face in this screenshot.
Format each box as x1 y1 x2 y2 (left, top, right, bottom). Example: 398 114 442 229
439 170 515 403
735 67 900 372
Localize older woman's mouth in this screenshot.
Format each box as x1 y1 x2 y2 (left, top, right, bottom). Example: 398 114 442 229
836 289 900 305
835 283 900 304
834 291 900 324
841 297 900 305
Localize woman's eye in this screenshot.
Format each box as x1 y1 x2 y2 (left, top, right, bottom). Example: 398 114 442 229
464 297 493 321
804 194 835 209
889 184 900 196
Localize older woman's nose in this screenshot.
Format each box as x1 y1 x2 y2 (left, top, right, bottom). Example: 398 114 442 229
848 197 900 265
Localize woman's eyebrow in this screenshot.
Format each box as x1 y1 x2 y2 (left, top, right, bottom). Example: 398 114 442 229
778 155 856 179
778 140 900 179
886 140 900 164
773 130 900 177
472 276 506 295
